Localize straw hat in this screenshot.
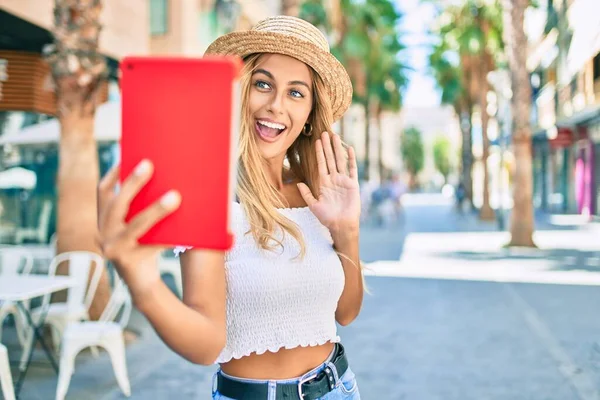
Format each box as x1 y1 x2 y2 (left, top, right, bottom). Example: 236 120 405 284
205 16 353 121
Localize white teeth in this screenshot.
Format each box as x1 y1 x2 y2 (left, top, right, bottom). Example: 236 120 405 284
258 120 286 130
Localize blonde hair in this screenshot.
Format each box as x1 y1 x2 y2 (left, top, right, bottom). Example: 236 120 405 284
236 54 335 257
236 54 368 293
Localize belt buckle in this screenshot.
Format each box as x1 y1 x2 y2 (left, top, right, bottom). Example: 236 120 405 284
297 373 318 399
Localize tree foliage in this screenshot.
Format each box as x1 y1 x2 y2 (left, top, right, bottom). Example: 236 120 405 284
400 127 425 178
433 135 452 181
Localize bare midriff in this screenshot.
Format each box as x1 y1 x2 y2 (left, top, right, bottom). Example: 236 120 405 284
219 342 335 380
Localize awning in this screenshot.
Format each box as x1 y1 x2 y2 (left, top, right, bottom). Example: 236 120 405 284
567 0 600 80
556 105 600 128
0 101 120 146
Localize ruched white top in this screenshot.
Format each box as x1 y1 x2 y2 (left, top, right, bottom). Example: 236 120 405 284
174 202 345 364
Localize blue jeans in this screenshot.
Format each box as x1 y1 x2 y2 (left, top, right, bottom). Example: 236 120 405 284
211 348 360 399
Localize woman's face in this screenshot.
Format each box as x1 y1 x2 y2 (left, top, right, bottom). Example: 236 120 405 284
248 53 313 161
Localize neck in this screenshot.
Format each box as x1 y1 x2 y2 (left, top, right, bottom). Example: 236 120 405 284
262 156 286 190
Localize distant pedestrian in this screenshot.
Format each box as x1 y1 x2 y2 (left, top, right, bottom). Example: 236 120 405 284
455 182 466 213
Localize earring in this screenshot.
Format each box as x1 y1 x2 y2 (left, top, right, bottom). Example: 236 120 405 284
303 123 313 137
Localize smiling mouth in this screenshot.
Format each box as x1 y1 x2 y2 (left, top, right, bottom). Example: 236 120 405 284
255 120 286 142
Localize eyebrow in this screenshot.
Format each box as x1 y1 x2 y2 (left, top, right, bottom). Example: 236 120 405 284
253 68 311 90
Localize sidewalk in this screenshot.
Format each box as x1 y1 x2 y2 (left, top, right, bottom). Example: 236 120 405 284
364 194 600 286
4 193 600 399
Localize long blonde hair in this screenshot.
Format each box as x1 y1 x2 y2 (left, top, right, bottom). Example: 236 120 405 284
236 54 335 257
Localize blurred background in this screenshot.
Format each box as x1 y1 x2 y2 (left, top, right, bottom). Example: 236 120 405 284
0 0 599 399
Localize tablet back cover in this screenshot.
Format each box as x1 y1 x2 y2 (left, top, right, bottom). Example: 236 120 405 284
120 56 241 250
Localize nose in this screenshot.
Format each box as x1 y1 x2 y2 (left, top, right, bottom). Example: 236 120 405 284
267 90 285 115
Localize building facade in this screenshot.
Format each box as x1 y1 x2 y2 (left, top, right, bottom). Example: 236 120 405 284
527 0 600 218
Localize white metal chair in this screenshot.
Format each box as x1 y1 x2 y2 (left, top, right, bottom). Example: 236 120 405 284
31 252 104 354
55 277 132 400
0 247 34 346
0 343 15 400
159 256 182 297
15 200 53 244
16 253 61 371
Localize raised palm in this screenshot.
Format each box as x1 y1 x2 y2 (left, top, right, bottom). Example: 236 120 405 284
298 132 361 234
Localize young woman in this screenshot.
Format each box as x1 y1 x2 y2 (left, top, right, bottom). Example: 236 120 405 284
98 16 364 399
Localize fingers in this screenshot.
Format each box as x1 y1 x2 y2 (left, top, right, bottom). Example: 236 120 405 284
315 139 328 176
98 164 120 210
321 132 337 175
111 160 154 222
332 134 348 175
98 164 120 230
125 190 181 240
297 183 318 208
348 146 358 180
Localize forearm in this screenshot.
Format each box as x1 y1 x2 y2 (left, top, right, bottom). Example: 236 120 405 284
135 279 225 365
332 230 364 326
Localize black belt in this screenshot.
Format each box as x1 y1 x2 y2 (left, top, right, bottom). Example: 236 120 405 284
216 343 349 400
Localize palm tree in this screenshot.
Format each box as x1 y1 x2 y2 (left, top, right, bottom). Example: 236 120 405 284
502 0 536 246
44 0 111 319
347 0 406 181
429 40 474 207
431 0 503 220
301 0 408 182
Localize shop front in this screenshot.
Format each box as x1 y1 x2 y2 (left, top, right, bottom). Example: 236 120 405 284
589 120 600 217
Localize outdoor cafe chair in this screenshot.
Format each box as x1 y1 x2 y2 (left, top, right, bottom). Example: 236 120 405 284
55 276 132 400
0 343 15 400
21 252 104 370
0 247 34 347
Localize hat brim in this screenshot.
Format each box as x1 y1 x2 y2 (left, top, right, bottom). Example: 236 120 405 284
205 31 353 122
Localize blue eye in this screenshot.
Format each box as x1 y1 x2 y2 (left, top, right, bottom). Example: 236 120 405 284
255 80 270 90
290 90 304 98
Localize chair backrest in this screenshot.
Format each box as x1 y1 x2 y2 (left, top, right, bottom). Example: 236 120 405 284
36 200 53 240
99 277 132 329
47 251 105 312
0 247 34 276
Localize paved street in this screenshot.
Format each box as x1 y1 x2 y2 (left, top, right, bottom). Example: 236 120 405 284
6 194 600 399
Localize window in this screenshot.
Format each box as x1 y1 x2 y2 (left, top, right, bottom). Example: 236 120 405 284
150 0 168 35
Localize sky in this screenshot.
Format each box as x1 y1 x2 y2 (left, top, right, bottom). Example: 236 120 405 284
394 0 440 107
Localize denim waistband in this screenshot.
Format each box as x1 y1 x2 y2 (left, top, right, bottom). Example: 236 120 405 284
213 343 340 392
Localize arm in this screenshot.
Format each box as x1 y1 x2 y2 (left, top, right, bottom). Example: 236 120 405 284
332 229 363 326
134 250 226 365
296 132 364 326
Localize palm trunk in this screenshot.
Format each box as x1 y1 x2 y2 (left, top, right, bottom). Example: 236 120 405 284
376 107 385 182
456 101 473 206
363 98 371 181
47 0 111 319
479 55 495 221
461 55 477 208
503 0 536 246
281 0 300 16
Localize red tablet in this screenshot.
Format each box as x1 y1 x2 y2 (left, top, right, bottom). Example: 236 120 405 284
119 56 242 250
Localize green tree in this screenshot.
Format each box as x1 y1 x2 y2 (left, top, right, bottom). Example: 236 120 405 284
429 37 474 206
433 136 452 183
300 0 409 181
400 127 425 188
429 0 504 220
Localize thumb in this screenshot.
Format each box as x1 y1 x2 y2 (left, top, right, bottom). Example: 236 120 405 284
297 183 318 208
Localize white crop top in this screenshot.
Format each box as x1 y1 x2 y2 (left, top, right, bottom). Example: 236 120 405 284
174 202 345 364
